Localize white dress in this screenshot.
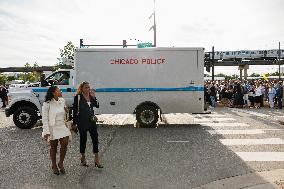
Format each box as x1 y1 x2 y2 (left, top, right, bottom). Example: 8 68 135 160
42 98 71 140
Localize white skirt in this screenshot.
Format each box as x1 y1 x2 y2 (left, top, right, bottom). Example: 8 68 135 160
50 114 71 140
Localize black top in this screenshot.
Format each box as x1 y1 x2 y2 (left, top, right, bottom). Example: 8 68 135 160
209 85 216 96
72 94 99 129
0 87 7 98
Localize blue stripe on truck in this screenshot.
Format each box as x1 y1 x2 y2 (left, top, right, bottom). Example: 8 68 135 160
32 88 77 92
96 87 204 92
32 86 204 93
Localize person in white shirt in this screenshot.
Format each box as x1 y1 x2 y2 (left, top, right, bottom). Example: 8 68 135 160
267 84 276 108
42 86 71 175
254 83 263 108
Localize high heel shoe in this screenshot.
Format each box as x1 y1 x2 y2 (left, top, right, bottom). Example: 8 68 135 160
95 162 104 169
52 167 60 175
80 158 89 167
58 163 65 174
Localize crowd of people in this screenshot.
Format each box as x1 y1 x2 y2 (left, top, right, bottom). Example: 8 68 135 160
0 85 8 108
205 79 283 109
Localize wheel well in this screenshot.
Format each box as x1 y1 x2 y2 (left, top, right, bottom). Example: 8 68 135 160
134 101 161 114
10 101 39 116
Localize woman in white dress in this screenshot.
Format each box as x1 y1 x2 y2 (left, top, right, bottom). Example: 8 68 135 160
42 86 71 175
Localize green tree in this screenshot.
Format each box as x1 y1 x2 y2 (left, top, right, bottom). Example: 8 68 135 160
270 72 279 76
32 62 41 82
33 62 39 68
21 62 40 82
249 73 260 77
55 41 75 69
231 74 239 79
215 73 227 77
0 74 7 85
24 62 31 68
7 76 16 82
23 62 31 82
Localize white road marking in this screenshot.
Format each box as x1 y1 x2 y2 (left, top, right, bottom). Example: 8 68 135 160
232 109 269 117
208 129 284 135
202 123 249 127
220 138 284 145
194 118 236 123
236 152 284 161
167 141 189 143
193 114 227 118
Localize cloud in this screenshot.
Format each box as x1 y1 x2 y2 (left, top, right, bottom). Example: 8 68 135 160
0 0 283 76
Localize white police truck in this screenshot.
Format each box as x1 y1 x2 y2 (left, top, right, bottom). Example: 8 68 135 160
5 47 204 129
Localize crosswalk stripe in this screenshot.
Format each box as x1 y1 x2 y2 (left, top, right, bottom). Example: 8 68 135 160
208 129 284 135
236 152 284 161
194 118 236 123
220 138 284 145
232 109 269 117
193 114 227 118
198 111 284 163
202 123 249 127
167 141 189 143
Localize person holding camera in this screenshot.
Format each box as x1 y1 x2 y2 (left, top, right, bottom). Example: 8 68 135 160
72 81 103 168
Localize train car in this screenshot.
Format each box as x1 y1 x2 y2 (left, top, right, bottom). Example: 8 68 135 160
205 49 284 61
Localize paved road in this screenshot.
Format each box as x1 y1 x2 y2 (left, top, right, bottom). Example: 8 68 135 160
0 108 283 189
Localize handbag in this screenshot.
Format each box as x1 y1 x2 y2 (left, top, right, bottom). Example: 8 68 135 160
90 114 98 123
77 94 98 123
64 109 73 142
45 102 52 143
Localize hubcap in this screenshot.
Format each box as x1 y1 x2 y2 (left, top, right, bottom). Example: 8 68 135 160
18 111 31 124
140 110 155 124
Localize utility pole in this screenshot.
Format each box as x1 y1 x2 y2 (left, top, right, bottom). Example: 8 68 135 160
149 0 157 47
279 41 281 80
212 46 215 81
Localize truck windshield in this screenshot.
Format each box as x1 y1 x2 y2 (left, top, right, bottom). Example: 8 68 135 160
45 71 70 85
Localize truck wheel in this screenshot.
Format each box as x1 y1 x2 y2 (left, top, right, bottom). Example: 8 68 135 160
13 106 38 129
136 105 159 128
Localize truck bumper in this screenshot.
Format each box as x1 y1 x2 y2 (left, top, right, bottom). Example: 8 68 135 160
5 108 11 117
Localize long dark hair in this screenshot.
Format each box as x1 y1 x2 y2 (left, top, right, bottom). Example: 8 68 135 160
45 86 58 102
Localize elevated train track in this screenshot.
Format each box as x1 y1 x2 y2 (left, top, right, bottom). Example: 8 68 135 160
205 59 284 66
0 66 55 73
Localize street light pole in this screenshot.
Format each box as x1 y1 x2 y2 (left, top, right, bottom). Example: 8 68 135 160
212 46 215 81
149 0 157 47
153 0 156 47
279 41 281 80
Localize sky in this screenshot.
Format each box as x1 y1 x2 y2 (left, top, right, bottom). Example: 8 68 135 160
0 0 284 75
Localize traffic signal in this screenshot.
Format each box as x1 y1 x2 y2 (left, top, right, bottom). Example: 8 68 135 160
123 40 127 48
205 63 211 72
80 39 83 48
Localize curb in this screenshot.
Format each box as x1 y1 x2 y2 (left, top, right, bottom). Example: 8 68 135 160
193 169 284 189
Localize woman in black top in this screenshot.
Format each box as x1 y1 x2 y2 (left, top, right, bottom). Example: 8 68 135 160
72 81 103 168
234 83 244 108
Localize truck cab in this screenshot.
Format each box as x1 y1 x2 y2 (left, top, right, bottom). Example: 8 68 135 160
5 69 75 129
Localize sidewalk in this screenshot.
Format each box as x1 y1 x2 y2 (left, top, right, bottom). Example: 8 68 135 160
193 169 284 189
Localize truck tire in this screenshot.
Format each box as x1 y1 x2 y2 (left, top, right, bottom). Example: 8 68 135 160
13 106 38 129
136 104 159 128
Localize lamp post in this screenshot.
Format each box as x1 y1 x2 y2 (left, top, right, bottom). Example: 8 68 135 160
212 46 215 81
278 42 284 80
149 0 157 47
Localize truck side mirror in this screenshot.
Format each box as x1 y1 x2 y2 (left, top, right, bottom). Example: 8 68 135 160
40 74 48 87
41 80 49 87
